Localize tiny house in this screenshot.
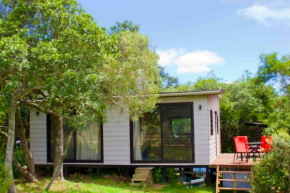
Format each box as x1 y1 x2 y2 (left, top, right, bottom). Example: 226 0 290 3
29 90 223 177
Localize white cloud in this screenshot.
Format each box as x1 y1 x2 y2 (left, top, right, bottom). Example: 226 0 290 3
237 5 290 26
174 50 225 73
156 48 183 67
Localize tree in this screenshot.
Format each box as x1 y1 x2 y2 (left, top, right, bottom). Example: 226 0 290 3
1 2 160 192
109 20 140 34
257 53 290 134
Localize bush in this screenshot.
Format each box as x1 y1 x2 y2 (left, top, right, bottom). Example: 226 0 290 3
165 168 178 183
251 131 290 192
0 144 11 192
153 168 163 183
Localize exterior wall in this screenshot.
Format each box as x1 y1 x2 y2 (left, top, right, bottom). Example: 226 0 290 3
29 94 220 166
103 106 130 165
30 109 47 164
207 95 220 164
158 95 211 165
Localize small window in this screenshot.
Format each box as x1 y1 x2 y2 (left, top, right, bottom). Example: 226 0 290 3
215 111 219 134
210 110 213 135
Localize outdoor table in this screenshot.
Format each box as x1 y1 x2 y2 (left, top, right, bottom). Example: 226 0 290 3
246 141 264 160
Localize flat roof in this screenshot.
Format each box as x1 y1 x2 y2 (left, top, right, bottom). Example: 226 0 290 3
158 89 225 97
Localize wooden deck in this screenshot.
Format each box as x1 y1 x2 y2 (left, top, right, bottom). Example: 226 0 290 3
211 153 261 167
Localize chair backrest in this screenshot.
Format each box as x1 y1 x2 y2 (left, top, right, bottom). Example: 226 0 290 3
236 136 249 149
264 136 273 152
234 137 247 153
261 135 266 148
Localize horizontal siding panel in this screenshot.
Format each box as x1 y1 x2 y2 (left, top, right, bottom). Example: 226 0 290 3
103 132 129 137
103 126 129 131
104 123 129 127
30 138 46 143
30 143 47 147
104 161 129 165
104 141 129 146
30 125 46 130
104 155 130 161
32 152 46 156
33 155 47 161
104 151 130 156
30 147 46 151
30 120 46 125
104 146 130 151
104 136 130 141
30 133 46 138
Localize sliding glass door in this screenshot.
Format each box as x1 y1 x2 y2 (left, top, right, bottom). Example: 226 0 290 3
161 104 192 161
132 103 194 162
48 116 102 162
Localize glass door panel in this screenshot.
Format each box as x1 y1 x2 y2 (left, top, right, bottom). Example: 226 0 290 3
161 104 192 161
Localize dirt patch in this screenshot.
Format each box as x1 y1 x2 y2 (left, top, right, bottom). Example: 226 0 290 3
152 184 165 189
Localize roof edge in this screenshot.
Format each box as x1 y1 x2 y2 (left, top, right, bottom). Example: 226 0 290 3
158 89 225 97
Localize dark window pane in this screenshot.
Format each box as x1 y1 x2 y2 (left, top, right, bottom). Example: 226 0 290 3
210 110 213 135
133 107 161 161
161 104 192 161
49 118 74 161
76 122 102 160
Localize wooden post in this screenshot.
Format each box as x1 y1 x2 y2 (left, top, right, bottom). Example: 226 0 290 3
216 165 220 193
233 172 237 193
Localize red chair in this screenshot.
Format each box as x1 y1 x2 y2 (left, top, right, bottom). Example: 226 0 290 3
233 137 251 162
261 135 273 152
236 136 249 149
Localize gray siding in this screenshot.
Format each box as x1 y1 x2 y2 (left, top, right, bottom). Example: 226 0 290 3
208 95 220 164
103 106 130 165
30 109 47 164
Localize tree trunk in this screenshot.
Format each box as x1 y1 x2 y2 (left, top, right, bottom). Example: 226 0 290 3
45 120 76 191
51 114 64 181
15 108 37 182
5 99 17 193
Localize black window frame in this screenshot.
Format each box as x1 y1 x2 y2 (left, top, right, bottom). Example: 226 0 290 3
130 102 195 163
47 115 104 163
215 111 219 134
210 110 213 135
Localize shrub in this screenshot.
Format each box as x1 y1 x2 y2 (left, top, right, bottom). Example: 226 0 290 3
153 168 163 183
165 168 178 183
0 144 11 192
251 131 290 193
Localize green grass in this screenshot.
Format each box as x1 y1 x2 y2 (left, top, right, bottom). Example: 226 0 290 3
16 177 215 193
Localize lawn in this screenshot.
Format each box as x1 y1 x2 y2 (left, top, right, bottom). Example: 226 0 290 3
16 176 215 193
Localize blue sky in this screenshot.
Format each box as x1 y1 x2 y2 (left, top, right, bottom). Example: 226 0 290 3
78 0 290 84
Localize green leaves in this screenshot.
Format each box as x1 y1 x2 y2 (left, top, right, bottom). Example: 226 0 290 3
252 131 290 192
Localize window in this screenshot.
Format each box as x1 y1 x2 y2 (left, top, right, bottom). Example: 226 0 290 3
47 116 103 162
132 103 194 162
210 110 213 135
215 111 219 134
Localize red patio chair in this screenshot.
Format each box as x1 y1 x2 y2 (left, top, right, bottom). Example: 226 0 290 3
236 136 249 149
261 135 273 152
233 137 251 162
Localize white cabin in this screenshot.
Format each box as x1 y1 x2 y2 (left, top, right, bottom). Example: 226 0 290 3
29 90 223 167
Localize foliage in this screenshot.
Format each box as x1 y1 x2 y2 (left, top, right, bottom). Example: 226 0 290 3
256 53 290 134
159 67 179 89
251 131 290 193
109 20 140 35
165 168 178 183
153 168 163 183
0 144 11 192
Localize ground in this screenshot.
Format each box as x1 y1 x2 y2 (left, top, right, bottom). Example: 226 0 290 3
16 176 215 193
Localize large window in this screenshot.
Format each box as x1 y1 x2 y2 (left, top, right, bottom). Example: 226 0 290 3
132 103 194 162
47 116 102 162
